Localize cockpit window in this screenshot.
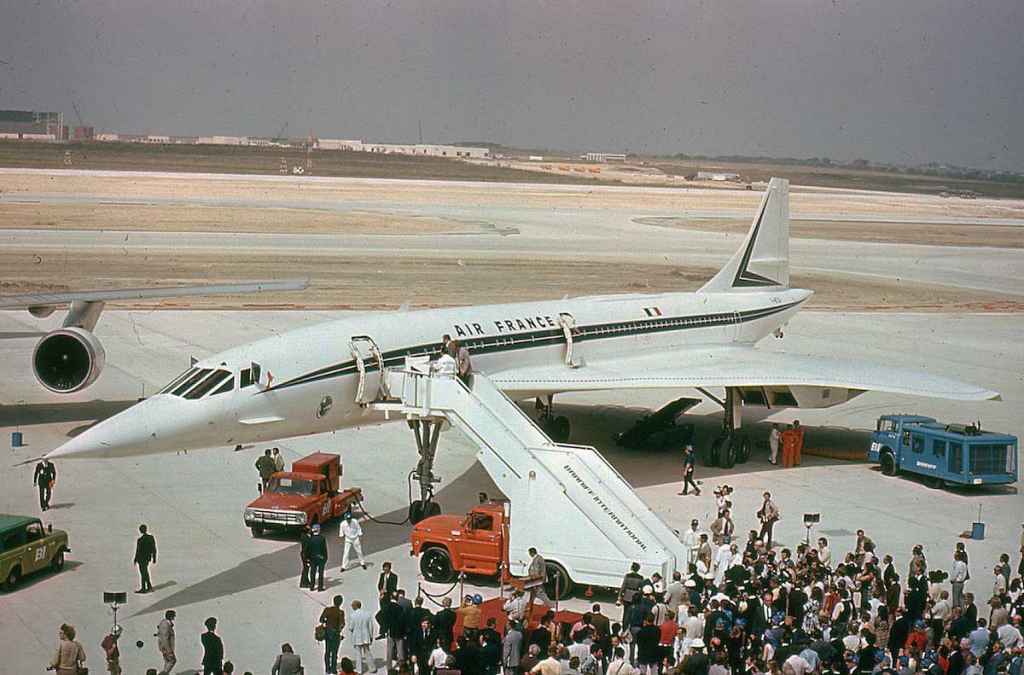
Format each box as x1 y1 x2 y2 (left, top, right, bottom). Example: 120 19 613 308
211 375 234 396
184 370 232 399
161 368 197 394
172 368 212 397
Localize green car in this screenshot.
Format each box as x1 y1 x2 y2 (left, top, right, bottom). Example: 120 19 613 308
0 514 70 591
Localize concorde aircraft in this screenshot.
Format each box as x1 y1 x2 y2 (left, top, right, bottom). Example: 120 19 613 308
41 178 998 469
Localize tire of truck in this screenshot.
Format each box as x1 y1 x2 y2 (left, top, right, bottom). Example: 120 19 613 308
880 451 897 477
544 561 573 601
3 565 20 592
250 525 265 538
734 435 751 464
719 435 736 469
51 548 66 572
420 547 456 583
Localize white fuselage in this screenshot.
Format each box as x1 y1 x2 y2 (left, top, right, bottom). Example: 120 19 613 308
47 287 810 459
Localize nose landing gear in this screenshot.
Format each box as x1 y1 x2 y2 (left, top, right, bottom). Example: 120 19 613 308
408 418 444 524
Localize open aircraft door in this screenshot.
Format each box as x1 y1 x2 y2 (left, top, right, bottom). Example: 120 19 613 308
557 313 583 368
349 335 387 404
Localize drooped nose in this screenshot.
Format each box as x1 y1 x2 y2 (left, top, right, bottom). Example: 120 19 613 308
45 395 189 459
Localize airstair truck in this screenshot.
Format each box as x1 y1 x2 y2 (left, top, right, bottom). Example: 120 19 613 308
377 360 689 599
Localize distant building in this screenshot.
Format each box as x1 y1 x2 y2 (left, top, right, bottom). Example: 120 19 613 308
696 171 741 182
73 126 95 140
317 138 365 151
584 152 626 162
0 109 65 140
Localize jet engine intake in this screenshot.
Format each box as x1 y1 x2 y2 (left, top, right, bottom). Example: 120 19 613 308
32 327 106 393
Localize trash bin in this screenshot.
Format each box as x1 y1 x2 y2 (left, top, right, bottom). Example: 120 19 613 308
971 522 985 540
11 431 23 448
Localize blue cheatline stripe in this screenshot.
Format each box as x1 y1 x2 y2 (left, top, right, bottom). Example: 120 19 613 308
266 300 803 393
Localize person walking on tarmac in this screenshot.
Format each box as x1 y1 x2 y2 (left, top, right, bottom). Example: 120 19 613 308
340 512 368 571
255 449 276 490
528 547 553 606
134 524 157 593
307 523 328 591
34 458 57 511
677 445 701 496
769 423 781 465
780 424 799 468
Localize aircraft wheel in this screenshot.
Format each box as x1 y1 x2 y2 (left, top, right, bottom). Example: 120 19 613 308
420 547 456 583
720 435 736 469
544 561 574 600
734 436 751 464
409 501 426 524
552 416 571 442
880 452 897 477
704 437 722 467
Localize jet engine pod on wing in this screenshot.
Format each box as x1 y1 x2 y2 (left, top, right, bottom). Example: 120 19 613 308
32 326 107 393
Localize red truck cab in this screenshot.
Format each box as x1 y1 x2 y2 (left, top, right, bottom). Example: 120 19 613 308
244 452 362 537
411 501 507 582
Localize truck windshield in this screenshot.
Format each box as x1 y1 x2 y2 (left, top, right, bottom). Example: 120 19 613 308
267 477 316 496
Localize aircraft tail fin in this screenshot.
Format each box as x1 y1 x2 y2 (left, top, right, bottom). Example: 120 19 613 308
698 177 790 293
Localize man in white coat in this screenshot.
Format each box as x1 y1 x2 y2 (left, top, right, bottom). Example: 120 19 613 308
349 599 376 673
341 512 368 571
682 520 701 568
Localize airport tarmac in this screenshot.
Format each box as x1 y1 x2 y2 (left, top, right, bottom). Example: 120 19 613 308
0 169 1022 674
1 308 1021 675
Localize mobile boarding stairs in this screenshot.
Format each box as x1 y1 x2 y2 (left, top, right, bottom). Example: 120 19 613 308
368 357 689 593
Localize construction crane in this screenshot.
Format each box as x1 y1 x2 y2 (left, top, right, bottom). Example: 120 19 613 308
71 101 85 127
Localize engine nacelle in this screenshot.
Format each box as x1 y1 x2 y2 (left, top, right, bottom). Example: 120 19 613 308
32 327 107 394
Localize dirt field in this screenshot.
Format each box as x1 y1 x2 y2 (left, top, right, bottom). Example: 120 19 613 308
2 170 1021 313
3 250 1022 312
635 216 1024 249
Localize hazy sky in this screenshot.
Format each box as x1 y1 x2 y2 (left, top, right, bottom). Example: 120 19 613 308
2 1 1021 170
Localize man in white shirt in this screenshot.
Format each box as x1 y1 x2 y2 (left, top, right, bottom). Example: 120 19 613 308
340 512 368 571
431 349 457 377
784 653 813 675
950 551 968 608
682 520 701 568
997 619 1022 650
817 538 831 568
769 424 781 465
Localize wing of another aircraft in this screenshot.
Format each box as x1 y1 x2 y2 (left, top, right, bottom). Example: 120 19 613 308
488 346 1000 405
0 279 309 310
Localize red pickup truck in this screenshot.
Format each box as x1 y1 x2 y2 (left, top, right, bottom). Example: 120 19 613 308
244 452 362 537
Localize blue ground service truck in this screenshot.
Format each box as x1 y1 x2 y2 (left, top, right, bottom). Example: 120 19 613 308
868 415 1018 488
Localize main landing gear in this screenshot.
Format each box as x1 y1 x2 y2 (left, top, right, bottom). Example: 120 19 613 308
535 394 570 442
704 387 751 468
408 418 443 524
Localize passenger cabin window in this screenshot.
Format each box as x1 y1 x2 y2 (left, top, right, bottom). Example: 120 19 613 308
933 440 947 457
911 435 925 453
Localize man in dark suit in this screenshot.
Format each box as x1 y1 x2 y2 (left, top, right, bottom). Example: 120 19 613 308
379 561 399 600
407 616 436 672
134 524 157 593
33 459 57 511
201 616 224 675
433 597 457 651
306 524 328 592
299 526 313 589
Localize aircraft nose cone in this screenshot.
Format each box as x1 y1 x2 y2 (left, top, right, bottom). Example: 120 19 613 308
45 396 167 460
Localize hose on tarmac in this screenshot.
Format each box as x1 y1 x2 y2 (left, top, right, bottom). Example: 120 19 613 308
351 471 418 526
417 577 461 608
